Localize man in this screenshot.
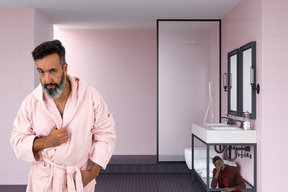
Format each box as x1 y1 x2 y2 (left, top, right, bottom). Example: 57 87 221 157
10 40 116 192
211 156 246 192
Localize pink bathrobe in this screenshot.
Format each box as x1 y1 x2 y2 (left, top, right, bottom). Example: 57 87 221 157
10 75 116 192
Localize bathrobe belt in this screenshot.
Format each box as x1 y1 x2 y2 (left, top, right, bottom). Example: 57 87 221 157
43 157 87 192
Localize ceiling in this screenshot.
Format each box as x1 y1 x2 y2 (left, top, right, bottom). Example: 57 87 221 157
0 0 242 29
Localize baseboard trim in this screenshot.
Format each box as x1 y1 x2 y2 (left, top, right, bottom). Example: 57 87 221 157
102 163 190 173
0 185 27 191
109 155 157 164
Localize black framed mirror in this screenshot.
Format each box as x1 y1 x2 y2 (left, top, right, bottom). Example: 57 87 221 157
228 49 241 116
239 41 257 119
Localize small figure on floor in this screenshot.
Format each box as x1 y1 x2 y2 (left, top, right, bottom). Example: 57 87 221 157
211 156 246 192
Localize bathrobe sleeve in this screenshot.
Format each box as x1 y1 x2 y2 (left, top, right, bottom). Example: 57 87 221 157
89 89 116 169
211 168 218 189
10 95 39 163
230 166 246 190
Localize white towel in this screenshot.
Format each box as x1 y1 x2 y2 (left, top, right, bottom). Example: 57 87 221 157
195 159 237 179
194 159 214 171
194 159 237 170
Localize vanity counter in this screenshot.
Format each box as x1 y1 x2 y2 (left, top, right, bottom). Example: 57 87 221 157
192 123 257 143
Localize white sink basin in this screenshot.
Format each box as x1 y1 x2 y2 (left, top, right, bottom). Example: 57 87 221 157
211 127 242 131
202 123 228 127
192 123 256 143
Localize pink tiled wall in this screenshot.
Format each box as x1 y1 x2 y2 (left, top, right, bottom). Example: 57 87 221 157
261 0 288 191
222 0 288 191
0 8 35 184
54 28 157 155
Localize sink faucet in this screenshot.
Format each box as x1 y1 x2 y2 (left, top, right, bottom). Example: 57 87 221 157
220 116 235 125
221 116 244 128
233 119 244 128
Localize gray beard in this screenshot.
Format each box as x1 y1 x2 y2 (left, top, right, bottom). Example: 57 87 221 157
42 73 66 99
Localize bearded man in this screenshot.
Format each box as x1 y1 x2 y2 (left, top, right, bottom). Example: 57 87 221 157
10 40 116 192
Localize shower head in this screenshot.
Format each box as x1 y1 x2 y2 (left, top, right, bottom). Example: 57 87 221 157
185 40 207 45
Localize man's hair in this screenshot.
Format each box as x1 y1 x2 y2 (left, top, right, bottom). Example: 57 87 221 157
212 156 223 164
32 40 66 67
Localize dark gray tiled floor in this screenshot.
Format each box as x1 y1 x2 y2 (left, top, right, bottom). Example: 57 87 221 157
0 157 205 192
0 173 205 192
95 173 205 192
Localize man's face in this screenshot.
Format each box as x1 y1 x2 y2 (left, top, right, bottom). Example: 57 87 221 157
35 53 67 99
213 159 224 170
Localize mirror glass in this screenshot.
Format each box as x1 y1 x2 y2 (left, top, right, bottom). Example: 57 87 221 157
242 49 252 112
230 54 237 111
228 49 240 116
240 41 256 119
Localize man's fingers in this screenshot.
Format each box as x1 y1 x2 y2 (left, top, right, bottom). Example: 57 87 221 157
59 127 68 133
59 127 69 142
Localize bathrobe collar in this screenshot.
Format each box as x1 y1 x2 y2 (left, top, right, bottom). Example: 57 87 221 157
32 74 88 127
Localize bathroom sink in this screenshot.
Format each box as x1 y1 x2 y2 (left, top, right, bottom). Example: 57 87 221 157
211 127 242 131
192 123 256 143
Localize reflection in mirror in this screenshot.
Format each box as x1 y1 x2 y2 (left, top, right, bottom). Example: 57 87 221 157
242 48 252 113
240 41 256 119
228 49 240 116
230 55 237 111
